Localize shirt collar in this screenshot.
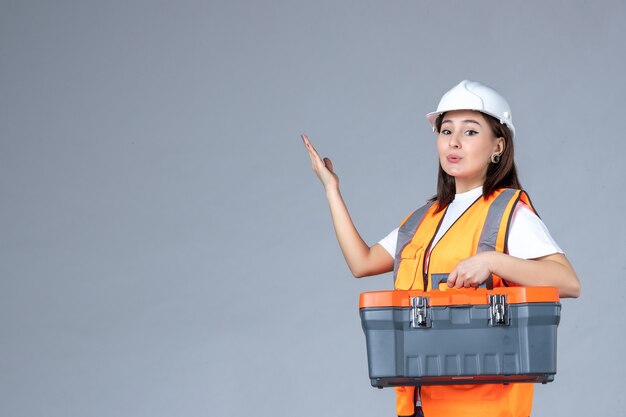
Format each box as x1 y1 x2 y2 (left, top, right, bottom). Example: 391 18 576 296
454 185 483 203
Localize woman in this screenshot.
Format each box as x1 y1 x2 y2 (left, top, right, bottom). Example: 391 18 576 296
302 80 580 417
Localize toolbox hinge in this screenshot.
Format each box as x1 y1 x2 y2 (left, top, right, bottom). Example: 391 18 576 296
410 296 431 328
489 294 510 326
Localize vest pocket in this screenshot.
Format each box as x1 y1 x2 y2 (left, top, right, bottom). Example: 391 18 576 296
395 243 424 290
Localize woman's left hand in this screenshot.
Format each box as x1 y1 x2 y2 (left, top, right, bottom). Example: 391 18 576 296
447 252 494 288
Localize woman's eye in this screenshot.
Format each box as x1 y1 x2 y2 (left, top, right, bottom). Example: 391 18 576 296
465 130 478 136
441 129 452 135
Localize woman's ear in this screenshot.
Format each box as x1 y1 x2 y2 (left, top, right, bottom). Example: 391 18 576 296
496 137 505 154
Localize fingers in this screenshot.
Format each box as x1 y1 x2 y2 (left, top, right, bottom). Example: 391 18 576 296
454 273 473 288
447 270 457 288
301 133 317 157
454 275 465 289
301 133 324 165
301 133 311 150
447 269 477 289
301 133 336 177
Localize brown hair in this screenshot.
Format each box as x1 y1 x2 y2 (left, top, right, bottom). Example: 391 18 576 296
430 111 522 212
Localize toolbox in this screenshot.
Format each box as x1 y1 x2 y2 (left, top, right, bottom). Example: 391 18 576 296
359 274 561 388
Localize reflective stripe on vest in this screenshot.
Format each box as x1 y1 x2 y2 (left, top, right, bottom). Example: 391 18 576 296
393 200 435 278
477 188 517 252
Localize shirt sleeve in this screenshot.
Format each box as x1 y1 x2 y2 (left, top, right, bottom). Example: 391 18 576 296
378 227 399 258
507 202 564 259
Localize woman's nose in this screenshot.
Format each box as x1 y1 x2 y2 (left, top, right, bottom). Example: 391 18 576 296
448 133 461 148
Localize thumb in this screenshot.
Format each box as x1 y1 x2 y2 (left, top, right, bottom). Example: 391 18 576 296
323 157 334 172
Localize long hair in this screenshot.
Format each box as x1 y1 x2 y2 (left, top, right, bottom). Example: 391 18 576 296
431 112 522 212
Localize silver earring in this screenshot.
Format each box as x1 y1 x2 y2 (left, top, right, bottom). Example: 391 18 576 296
491 154 501 164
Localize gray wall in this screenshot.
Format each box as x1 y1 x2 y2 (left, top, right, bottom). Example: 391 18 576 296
1 1 624 416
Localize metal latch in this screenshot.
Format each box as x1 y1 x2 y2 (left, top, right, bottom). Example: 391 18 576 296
410 296 431 328
489 294 510 326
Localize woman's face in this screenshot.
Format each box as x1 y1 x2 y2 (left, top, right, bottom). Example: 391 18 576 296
436 110 504 192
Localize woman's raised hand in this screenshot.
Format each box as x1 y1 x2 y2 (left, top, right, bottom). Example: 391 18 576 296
301 133 339 191
300 133 393 277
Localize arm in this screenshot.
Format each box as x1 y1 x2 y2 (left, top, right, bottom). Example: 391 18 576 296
325 188 394 277
447 251 581 298
302 134 393 278
490 252 580 297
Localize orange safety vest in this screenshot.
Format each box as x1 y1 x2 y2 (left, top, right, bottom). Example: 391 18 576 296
393 188 537 417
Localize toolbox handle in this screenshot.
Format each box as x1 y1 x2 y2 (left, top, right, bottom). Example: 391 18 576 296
431 273 493 290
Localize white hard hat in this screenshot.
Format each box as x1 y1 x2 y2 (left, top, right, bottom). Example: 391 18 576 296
426 80 515 137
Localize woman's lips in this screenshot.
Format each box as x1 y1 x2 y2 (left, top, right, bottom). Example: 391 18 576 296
447 155 462 163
